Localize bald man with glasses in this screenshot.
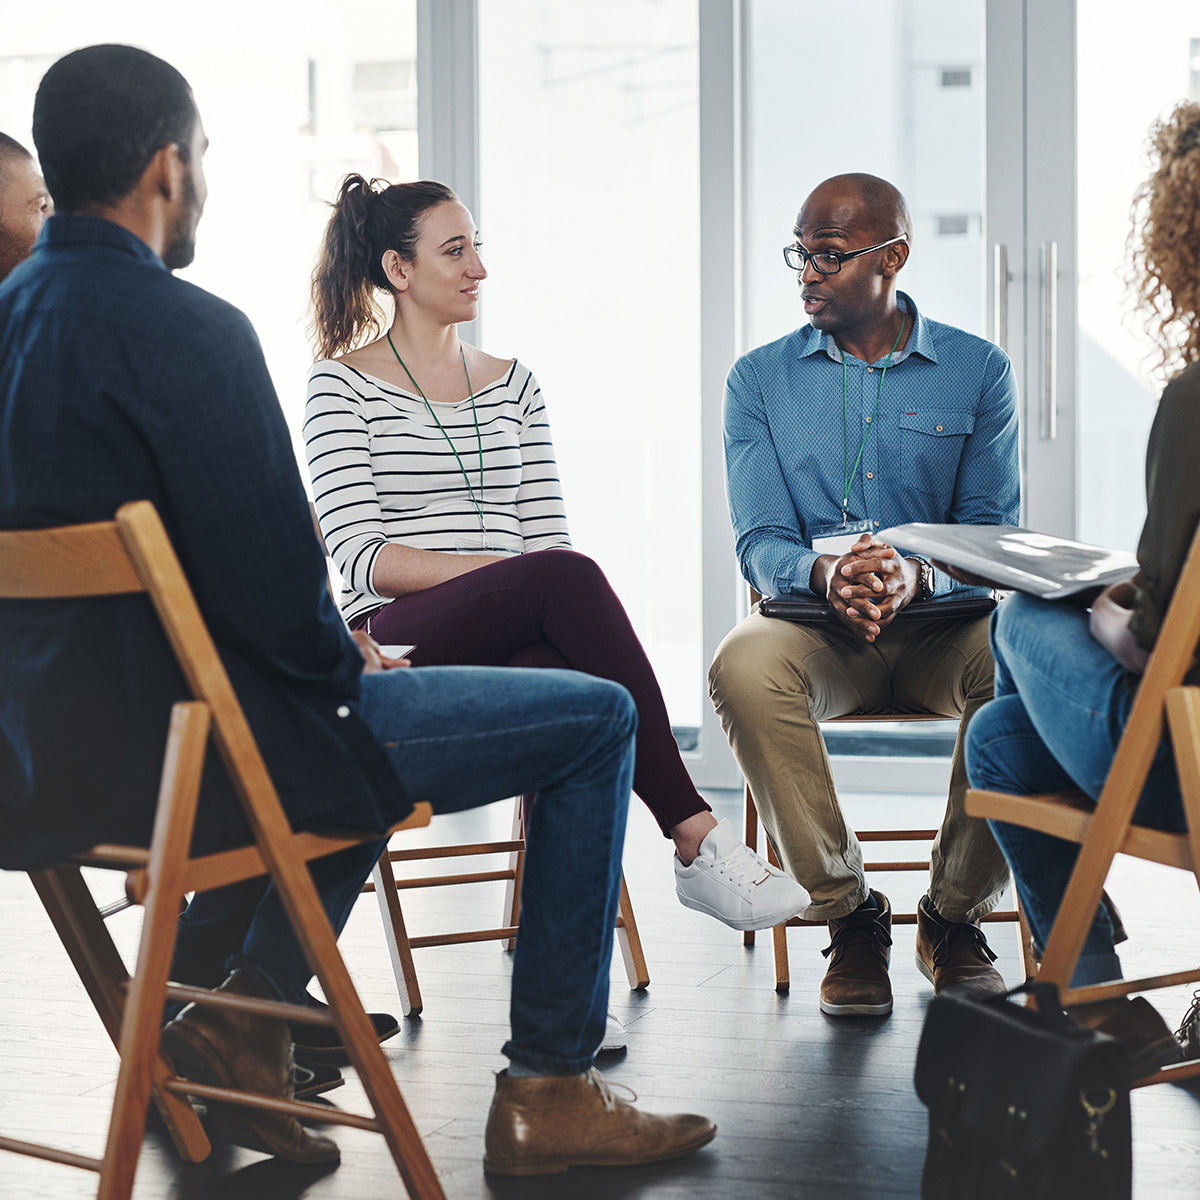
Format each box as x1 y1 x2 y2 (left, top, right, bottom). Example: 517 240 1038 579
709 173 1020 1019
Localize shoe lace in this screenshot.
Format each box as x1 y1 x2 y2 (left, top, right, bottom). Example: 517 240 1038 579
586 1067 637 1112
932 921 997 967
1175 988 1200 1048
822 912 892 961
711 841 776 892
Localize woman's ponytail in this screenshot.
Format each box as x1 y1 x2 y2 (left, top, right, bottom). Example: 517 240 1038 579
309 174 459 360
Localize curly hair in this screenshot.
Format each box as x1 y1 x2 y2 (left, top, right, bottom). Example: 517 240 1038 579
1126 100 1200 380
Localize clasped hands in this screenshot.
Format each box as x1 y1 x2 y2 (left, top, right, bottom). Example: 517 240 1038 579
811 534 921 643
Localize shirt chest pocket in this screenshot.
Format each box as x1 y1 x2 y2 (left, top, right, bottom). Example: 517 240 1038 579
898 411 976 499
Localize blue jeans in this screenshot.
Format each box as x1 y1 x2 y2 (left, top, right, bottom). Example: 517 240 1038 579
965 593 1183 985
178 665 635 1075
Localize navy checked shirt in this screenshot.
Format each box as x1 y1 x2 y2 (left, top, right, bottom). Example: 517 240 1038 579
0 215 403 868
724 292 1020 599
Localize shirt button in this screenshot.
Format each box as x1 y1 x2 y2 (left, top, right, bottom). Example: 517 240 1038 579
936 424 944 432
865 416 872 424
866 472 874 479
874 520 880 527
336 705 350 718
867 366 875 374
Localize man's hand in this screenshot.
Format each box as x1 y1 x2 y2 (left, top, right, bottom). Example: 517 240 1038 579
351 630 413 674
1089 580 1149 675
811 534 920 642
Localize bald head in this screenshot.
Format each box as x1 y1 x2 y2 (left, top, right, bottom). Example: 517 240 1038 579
0 133 51 283
795 173 912 245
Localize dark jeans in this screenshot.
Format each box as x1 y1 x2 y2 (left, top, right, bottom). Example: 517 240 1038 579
355 548 709 835
174 664 636 1074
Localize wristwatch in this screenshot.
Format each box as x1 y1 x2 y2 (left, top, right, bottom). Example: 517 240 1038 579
909 556 934 601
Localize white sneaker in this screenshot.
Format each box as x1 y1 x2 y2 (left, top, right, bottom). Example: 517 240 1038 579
598 1008 627 1053
674 818 809 932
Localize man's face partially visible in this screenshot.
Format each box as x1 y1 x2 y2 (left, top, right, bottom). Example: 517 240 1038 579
0 154 52 282
162 113 209 272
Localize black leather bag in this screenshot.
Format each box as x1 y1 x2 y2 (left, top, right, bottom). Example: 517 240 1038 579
914 982 1131 1200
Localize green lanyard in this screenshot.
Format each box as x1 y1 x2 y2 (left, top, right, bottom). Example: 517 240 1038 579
841 316 907 521
386 331 487 536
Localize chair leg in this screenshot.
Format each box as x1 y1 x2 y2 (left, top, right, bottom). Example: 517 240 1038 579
615 874 650 990
99 703 214 1199
372 849 423 1018
502 796 526 953
764 839 791 992
744 786 759 948
260 833 445 1197
30 864 211 1166
1017 896 1038 980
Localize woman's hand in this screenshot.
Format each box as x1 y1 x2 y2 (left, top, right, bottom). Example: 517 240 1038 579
351 630 412 674
1089 581 1149 675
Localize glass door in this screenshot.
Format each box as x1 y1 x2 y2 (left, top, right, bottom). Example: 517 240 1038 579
1074 1 1200 551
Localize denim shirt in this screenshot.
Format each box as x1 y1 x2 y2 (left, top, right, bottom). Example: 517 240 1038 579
723 292 1021 599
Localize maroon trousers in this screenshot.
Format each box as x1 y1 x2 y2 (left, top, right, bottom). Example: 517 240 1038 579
353 549 709 836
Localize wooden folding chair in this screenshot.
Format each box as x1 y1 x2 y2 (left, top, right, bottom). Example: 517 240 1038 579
306 505 650 1017
367 798 649 1016
740 586 1032 991
0 501 445 1199
967 526 1200 1088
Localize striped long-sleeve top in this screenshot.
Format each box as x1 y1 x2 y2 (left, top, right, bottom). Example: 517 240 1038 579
304 357 572 623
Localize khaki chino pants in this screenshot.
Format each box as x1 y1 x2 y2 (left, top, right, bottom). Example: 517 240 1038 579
708 609 1009 924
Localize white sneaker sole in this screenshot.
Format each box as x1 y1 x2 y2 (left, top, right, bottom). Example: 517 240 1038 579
675 887 805 932
915 952 936 987
819 996 894 1017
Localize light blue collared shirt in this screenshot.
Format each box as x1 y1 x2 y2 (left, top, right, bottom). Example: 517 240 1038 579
723 292 1020 598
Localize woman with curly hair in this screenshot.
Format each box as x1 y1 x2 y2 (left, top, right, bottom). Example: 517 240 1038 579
303 174 807 956
965 100 1200 1069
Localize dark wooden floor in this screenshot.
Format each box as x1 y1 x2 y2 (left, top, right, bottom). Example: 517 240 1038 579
5 787 1200 1199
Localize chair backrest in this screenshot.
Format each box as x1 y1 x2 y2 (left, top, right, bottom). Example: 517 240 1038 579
0 501 286 825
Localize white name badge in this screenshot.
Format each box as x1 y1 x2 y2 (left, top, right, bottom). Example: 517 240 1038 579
811 518 874 557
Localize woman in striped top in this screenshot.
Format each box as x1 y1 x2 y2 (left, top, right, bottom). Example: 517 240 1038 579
305 174 806 938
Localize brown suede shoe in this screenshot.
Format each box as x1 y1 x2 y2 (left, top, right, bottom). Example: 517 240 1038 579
819 890 893 1017
914 895 1006 998
1074 996 1184 1078
161 969 340 1165
483 1068 716 1176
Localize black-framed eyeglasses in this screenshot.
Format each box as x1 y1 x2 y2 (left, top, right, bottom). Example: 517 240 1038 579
782 234 908 275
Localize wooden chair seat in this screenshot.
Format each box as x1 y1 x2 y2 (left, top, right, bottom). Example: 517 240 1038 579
965 525 1200 1089
0 501 446 1199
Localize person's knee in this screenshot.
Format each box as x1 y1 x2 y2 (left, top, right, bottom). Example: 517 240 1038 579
964 694 1019 790
709 617 804 713
525 547 607 592
577 674 638 741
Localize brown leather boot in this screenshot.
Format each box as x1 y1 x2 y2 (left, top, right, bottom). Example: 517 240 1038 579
483 1068 716 1175
161 969 340 1164
914 895 1006 998
819 890 893 1016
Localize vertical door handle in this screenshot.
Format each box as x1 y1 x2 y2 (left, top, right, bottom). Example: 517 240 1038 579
992 243 1009 352
1042 241 1058 440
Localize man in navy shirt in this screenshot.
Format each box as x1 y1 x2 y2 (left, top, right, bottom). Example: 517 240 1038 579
0 44 714 1176
709 174 1020 1018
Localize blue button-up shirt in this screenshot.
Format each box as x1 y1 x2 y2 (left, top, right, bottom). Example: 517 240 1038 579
724 292 1020 599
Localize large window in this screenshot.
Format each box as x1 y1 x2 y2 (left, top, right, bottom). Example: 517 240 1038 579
1075 1 1200 551
478 0 703 734
0 1 418 444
